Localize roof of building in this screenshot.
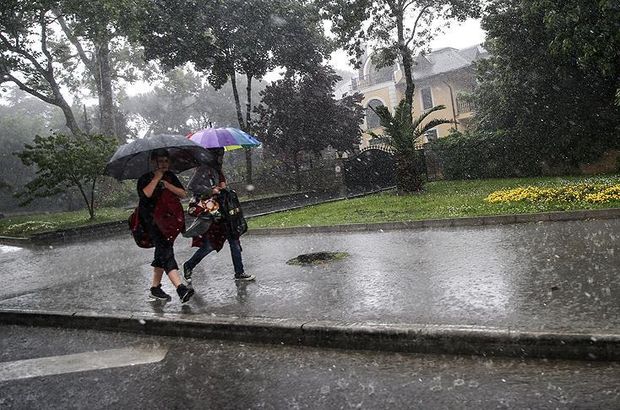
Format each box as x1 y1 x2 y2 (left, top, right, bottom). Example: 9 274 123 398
411 44 488 80
342 44 488 96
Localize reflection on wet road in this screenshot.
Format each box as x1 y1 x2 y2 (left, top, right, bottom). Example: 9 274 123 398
0 219 618 332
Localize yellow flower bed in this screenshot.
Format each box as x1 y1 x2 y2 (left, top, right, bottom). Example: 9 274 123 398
485 183 620 204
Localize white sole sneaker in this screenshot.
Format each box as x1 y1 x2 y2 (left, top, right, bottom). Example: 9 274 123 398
234 274 256 281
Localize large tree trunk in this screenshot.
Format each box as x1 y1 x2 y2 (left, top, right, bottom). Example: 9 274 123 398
244 74 254 185
60 103 82 136
396 11 415 121
45 76 82 136
229 71 245 130
96 41 116 139
396 152 423 193
293 152 302 191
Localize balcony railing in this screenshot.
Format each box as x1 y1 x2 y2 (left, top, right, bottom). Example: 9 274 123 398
456 98 476 114
351 71 395 91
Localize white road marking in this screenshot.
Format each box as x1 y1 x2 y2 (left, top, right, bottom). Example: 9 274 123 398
0 345 168 382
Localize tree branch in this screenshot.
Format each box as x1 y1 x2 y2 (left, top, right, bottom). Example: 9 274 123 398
39 11 55 75
406 5 432 48
0 32 48 76
55 11 96 72
1 72 57 105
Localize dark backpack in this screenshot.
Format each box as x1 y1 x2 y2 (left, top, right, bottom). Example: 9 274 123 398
128 207 153 248
217 189 248 237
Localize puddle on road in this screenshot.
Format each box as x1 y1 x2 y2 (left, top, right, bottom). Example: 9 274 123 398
286 252 350 266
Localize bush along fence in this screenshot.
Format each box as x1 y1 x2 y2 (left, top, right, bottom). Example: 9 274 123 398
426 130 620 180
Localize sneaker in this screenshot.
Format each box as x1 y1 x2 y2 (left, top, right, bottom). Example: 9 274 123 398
183 262 193 284
234 273 256 281
177 284 195 304
149 284 171 301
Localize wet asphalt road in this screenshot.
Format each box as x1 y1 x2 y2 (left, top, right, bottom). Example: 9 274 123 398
1 324 618 409
0 219 618 333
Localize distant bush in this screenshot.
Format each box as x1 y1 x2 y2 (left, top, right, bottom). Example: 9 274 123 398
428 130 545 180
96 179 137 208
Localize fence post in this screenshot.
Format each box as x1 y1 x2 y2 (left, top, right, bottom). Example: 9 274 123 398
334 157 348 198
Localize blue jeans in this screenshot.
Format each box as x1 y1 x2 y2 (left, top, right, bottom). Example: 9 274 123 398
185 236 244 275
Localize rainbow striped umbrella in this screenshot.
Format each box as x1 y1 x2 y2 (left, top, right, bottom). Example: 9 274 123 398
188 127 261 151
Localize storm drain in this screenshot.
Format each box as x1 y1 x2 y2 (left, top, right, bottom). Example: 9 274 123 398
286 252 350 266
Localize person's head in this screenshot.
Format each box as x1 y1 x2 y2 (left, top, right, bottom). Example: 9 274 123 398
209 147 225 168
151 148 170 171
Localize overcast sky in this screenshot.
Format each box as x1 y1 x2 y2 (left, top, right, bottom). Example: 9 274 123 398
120 18 485 96
328 18 486 73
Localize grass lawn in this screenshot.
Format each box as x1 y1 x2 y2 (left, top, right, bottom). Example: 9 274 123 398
0 208 132 237
1 175 618 237
248 175 620 229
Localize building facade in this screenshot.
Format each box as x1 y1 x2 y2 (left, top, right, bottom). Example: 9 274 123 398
338 45 488 149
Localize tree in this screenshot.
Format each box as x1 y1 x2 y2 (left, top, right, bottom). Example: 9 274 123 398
138 0 331 183
370 99 451 191
474 0 620 169
1 0 146 140
0 0 82 135
254 66 364 189
0 87 69 212
322 0 481 119
121 67 264 137
15 133 117 219
53 0 147 141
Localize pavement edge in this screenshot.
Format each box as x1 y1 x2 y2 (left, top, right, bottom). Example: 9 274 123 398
248 208 620 235
1 309 618 362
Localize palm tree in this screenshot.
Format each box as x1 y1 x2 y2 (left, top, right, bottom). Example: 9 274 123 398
370 99 453 192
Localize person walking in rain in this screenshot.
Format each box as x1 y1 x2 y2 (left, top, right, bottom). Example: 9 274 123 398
183 147 255 285
137 148 194 303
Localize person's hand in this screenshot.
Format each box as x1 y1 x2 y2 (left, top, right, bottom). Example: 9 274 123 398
153 169 164 180
162 180 170 190
212 187 220 195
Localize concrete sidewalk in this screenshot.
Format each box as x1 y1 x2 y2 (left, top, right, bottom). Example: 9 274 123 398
0 218 618 360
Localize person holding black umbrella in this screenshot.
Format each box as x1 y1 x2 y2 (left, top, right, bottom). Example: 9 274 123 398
137 148 194 303
105 134 218 303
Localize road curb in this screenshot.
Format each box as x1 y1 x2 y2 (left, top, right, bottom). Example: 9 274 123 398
247 208 620 235
1 309 617 361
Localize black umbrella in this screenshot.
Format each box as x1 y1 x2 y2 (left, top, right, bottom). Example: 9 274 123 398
104 134 218 180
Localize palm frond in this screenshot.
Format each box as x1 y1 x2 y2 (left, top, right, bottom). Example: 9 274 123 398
411 105 446 130
416 118 454 136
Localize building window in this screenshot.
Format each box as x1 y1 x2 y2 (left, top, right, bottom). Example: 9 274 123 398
421 88 433 110
366 99 384 129
425 129 438 141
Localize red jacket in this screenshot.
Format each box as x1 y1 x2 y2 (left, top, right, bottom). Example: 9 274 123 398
153 188 185 242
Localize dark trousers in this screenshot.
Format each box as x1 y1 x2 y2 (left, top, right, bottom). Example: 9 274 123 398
185 236 244 275
148 225 179 274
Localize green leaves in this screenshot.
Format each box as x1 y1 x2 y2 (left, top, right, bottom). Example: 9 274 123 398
15 133 117 218
322 0 482 106
370 99 452 192
372 99 451 153
253 65 364 181
475 0 620 170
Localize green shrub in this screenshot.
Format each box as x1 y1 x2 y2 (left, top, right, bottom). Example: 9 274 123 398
429 130 544 179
